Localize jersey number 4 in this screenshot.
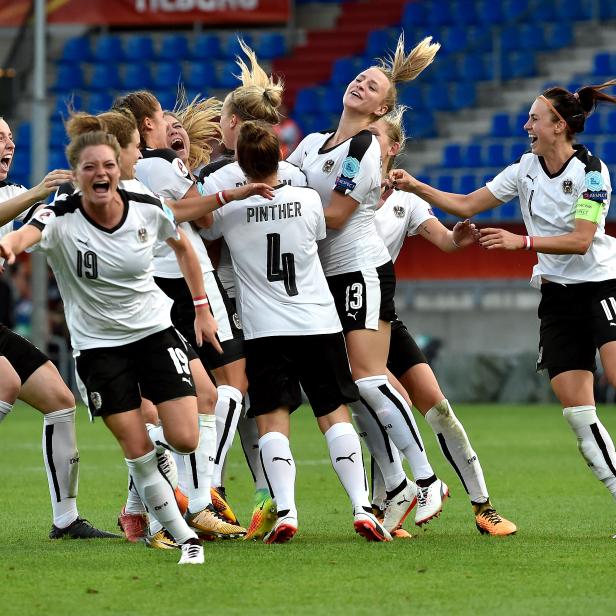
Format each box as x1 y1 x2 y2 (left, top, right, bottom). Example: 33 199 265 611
76 250 98 279
266 233 298 296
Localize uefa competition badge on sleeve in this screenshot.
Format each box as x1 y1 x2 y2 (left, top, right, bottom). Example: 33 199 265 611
585 170 603 192
341 156 360 179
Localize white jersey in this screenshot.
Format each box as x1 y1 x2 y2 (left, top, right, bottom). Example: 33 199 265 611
30 188 178 350
487 144 616 288
199 159 308 298
375 190 436 263
0 181 29 240
208 183 341 339
136 148 213 278
287 130 390 276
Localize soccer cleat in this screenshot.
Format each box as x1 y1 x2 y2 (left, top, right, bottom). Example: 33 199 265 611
49 517 120 539
263 513 298 544
145 528 178 550
185 505 246 539
353 507 392 542
156 449 178 489
117 507 148 543
210 486 239 525
474 504 517 536
244 489 277 541
415 479 449 526
178 539 204 565
383 481 418 532
391 527 413 539
175 487 188 516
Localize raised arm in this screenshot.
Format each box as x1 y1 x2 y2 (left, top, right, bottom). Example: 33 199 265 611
389 169 502 218
0 169 73 226
0 224 43 264
417 218 480 252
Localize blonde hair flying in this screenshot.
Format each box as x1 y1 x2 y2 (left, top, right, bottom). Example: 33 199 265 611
376 33 441 114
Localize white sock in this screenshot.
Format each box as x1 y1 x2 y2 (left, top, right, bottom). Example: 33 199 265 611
425 399 489 503
147 423 192 456
213 385 243 487
174 451 188 494
42 408 79 528
0 400 13 424
563 405 616 498
259 431 296 517
238 414 268 491
185 414 215 513
125 472 146 515
370 456 386 509
126 449 196 544
351 400 407 491
355 375 434 481
324 422 371 510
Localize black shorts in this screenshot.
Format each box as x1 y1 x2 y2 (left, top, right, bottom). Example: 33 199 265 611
155 273 244 371
387 318 428 379
0 324 48 384
75 327 196 417
244 332 359 418
537 280 616 379
326 261 397 332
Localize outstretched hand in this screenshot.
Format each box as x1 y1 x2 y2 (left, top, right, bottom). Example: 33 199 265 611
231 182 275 202
479 227 524 250
35 169 73 200
388 168 421 193
0 241 16 265
452 219 480 248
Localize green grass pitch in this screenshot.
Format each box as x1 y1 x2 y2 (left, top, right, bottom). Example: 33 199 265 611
1 402 616 615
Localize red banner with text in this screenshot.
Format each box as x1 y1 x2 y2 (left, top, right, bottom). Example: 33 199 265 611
0 0 290 27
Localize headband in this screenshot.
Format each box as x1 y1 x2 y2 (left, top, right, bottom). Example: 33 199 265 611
538 95 567 126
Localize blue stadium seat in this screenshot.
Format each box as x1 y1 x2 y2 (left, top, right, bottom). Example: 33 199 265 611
319 86 345 115
365 29 390 62
217 61 240 89
592 53 613 76
500 26 520 54
458 173 479 194
465 144 483 167
443 144 463 168
125 35 155 62
122 63 154 91
486 143 507 167
92 35 124 63
48 147 69 171
15 123 32 147
49 122 67 148
429 58 459 82
518 24 546 51
510 141 528 161
192 34 223 60
398 85 424 109
476 0 504 25
450 82 476 111
425 83 452 111
403 110 436 139
59 37 91 64
545 22 573 51
531 0 557 23
583 113 602 136
436 174 455 193
427 4 454 28
155 90 178 112
583 140 596 156
256 33 286 60
555 0 592 21
153 62 184 90
331 57 360 86
451 0 479 26
50 94 82 118
185 62 218 90
158 34 189 61
466 27 492 53
600 0 616 18
225 35 254 59
294 87 321 115
513 112 529 135
494 202 518 220
295 113 324 136
502 0 530 22
490 113 511 138
606 111 616 134
11 146 31 178
51 64 84 92
442 26 468 54
86 92 113 114
401 3 428 29
601 141 616 165
460 53 488 82
502 51 536 80
88 63 121 91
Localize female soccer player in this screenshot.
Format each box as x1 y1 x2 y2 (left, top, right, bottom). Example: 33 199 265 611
0 118 116 540
198 40 307 538
0 130 218 563
111 90 272 538
366 106 517 536
208 121 391 543
389 81 616 535
287 35 447 531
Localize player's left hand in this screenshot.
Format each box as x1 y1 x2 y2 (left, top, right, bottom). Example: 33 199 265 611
230 183 274 202
479 227 524 250
194 309 223 353
34 169 74 200
452 219 479 248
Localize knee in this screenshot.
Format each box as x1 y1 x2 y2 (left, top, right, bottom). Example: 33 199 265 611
0 376 21 404
197 381 217 412
49 385 76 412
169 430 199 454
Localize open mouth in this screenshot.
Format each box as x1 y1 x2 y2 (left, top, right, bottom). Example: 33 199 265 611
528 135 538 145
0 154 12 172
170 137 185 152
349 90 362 100
92 181 110 194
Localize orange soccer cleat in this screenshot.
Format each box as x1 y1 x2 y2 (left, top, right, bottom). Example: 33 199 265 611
474 503 517 536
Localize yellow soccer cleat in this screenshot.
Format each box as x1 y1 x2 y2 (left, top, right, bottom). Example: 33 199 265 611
474 503 517 536
210 486 240 525
185 505 246 540
244 489 277 541
145 528 178 549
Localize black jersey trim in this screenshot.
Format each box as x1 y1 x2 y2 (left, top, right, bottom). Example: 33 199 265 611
318 129 373 157
21 202 43 224
574 143 602 173
141 147 180 164
77 190 129 234
538 144 586 179
56 181 76 198
119 188 163 208
198 156 234 182
0 180 26 190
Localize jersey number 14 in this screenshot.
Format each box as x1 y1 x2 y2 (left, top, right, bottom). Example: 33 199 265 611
266 233 298 297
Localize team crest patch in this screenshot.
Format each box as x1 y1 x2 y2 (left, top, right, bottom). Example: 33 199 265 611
393 205 405 218
341 156 360 178
137 227 148 243
322 159 335 174
585 170 603 191
90 392 102 411
232 313 242 330
562 179 573 194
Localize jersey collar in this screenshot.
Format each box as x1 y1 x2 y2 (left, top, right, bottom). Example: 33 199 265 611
78 189 129 234
538 144 586 179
